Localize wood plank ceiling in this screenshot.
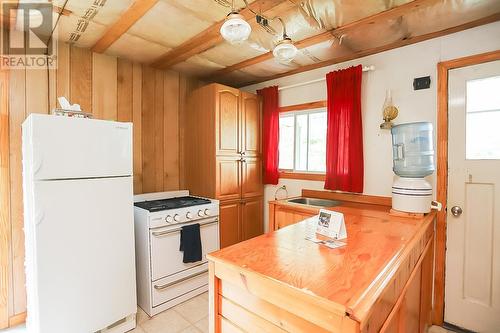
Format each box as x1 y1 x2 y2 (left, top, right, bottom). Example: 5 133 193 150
45 0 500 87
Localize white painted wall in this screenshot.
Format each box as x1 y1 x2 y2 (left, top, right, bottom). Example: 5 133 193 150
242 22 500 231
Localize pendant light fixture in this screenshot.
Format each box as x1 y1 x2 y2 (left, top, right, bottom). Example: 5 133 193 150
273 18 297 63
220 0 251 45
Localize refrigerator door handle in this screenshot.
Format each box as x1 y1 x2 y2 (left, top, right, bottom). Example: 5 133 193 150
33 152 43 175
35 210 45 226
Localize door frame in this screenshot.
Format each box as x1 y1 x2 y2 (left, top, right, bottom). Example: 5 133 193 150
434 49 500 325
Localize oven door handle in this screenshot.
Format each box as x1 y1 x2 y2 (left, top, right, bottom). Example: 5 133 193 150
151 219 218 237
153 269 209 291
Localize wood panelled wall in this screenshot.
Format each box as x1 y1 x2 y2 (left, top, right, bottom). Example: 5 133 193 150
0 43 203 327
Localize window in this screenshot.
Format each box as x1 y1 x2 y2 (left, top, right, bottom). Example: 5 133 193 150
466 75 500 159
279 108 327 172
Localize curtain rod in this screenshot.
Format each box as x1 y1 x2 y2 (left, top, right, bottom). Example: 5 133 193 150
278 65 375 91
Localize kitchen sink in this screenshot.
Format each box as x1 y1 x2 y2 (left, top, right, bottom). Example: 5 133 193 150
286 197 342 207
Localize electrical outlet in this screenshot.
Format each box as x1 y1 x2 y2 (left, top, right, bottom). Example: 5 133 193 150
413 76 431 90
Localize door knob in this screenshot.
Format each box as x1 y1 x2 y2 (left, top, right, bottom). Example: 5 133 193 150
450 206 463 217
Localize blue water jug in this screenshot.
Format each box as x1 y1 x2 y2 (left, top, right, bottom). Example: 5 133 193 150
391 122 435 177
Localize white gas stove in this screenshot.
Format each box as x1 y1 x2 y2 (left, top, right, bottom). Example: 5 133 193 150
133 190 219 316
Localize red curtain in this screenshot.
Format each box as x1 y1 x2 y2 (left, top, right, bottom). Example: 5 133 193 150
324 65 364 193
257 86 280 185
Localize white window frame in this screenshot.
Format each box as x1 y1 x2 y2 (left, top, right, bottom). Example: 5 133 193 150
279 107 327 173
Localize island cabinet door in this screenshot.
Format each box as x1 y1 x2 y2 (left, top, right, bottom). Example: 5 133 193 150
381 267 422 333
274 207 315 230
219 200 241 248
379 236 434 333
241 197 263 241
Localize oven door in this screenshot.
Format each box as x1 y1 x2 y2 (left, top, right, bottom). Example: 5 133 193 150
150 217 219 281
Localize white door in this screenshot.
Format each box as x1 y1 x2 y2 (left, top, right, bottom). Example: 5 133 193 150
28 177 136 333
446 60 500 332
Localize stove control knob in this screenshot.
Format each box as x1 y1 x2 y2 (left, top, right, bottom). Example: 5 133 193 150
204 209 211 216
173 214 181 222
165 215 173 223
186 212 193 220
198 210 204 217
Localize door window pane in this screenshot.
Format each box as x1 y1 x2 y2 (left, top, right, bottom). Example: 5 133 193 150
466 76 500 159
467 76 500 112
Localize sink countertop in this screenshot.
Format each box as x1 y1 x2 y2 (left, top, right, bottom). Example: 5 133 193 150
271 195 391 215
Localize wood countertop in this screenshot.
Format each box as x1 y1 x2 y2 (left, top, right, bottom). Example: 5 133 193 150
207 204 436 329
270 197 391 214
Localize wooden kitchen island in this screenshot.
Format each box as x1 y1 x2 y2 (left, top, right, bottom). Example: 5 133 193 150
207 202 435 333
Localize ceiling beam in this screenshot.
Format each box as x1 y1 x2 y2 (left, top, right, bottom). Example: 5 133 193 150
150 0 287 70
53 5 72 17
91 0 159 53
210 0 442 79
236 12 500 87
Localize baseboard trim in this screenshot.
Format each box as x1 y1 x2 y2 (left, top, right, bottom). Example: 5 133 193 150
443 322 477 333
9 312 26 326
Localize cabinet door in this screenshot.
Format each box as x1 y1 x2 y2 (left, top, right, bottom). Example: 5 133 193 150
215 156 241 201
241 158 262 198
215 86 240 155
219 201 241 248
275 208 314 230
241 92 261 157
242 197 263 241
382 266 422 333
419 239 434 332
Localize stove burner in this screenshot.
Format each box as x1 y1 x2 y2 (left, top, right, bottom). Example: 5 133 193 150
134 196 211 212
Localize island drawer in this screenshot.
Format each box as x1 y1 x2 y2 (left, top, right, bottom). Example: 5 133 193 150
218 280 330 333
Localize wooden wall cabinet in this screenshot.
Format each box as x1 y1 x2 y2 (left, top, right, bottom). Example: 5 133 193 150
241 91 261 157
241 197 264 241
219 201 241 249
215 156 241 201
215 87 240 156
219 197 264 248
185 83 263 248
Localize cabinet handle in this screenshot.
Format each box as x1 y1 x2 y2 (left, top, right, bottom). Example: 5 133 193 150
154 269 209 290
240 158 246 162
152 219 218 237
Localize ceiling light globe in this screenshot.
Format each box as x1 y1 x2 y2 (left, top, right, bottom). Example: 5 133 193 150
220 12 251 45
273 38 298 63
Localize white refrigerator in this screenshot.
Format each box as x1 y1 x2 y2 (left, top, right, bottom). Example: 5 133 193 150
22 114 137 333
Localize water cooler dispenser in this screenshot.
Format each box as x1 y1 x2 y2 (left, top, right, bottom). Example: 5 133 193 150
391 122 441 213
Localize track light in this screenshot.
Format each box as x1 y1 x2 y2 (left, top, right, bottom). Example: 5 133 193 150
273 18 297 63
220 1 251 45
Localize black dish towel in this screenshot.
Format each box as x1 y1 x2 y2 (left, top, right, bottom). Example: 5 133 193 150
179 223 202 263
